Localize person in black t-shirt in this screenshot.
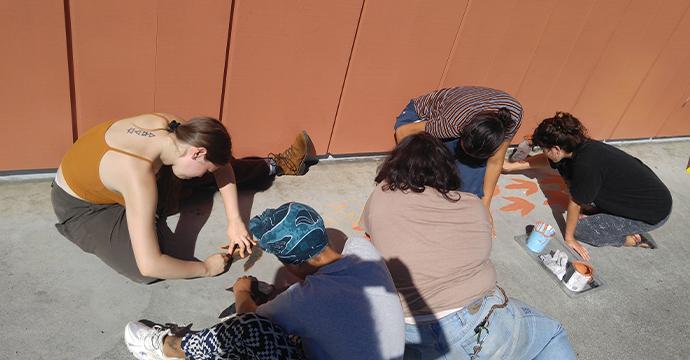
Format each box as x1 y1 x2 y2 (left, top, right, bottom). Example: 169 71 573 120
503 112 672 260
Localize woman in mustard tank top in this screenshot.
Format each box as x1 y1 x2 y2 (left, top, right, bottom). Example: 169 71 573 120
52 113 317 283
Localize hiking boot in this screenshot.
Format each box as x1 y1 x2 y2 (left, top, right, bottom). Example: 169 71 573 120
269 131 318 176
124 321 183 360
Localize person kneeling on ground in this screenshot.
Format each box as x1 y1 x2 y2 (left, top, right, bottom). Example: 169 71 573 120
361 133 576 359
125 202 405 360
393 86 523 210
503 112 672 260
53 112 318 284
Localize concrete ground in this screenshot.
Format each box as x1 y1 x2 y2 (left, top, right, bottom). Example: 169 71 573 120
1 139 689 360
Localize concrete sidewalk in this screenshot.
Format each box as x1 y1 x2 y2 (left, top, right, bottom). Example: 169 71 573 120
1 139 689 359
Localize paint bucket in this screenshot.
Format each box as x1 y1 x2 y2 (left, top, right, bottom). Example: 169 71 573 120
563 261 594 292
526 222 555 253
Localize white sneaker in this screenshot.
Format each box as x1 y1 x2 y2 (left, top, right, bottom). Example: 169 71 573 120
124 321 184 360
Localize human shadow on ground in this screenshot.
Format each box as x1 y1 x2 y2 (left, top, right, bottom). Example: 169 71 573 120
155 161 277 274
272 229 450 358
505 167 569 237
386 258 450 358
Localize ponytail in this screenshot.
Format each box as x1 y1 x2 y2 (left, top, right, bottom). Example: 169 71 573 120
174 117 232 165
496 107 516 131
133 114 232 165
458 107 512 160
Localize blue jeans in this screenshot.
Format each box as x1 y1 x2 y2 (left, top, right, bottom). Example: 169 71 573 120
404 287 576 360
394 101 487 198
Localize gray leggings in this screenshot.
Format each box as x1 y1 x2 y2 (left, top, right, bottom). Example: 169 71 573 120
574 212 668 247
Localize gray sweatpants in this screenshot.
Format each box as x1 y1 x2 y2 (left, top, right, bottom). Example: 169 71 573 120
574 212 669 247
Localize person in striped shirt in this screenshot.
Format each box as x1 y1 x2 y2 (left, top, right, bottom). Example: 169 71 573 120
394 86 523 213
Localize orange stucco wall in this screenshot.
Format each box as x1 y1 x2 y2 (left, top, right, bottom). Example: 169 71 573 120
0 0 73 171
1 0 689 171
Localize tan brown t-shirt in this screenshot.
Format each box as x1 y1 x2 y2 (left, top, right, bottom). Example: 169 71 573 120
361 183 496 317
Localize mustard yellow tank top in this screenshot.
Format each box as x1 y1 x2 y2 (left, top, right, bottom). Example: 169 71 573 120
61 120 153 206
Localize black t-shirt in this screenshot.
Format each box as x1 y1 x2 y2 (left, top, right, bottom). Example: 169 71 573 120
550 141 672 224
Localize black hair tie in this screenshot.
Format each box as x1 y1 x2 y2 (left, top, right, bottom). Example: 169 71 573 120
168 120 180 132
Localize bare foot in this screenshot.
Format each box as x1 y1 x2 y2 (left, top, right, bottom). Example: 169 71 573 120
624 234 641 247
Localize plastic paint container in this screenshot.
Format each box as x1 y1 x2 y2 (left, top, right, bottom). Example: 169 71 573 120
526 222 555 253
563 261 594 292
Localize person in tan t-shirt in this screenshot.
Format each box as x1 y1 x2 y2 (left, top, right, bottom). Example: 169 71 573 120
361 133 575 359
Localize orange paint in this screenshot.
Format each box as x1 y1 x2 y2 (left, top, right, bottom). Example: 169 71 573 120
500 197 535 217
505 178 539 196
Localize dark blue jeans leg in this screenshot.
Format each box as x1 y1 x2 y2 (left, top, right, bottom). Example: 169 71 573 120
443 139 486 198
394 100 421 129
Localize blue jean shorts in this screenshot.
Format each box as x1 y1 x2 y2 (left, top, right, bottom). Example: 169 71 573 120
394 100 487 198
403 287 576 359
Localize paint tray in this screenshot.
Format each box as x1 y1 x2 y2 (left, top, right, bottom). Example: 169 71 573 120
514 229 606 298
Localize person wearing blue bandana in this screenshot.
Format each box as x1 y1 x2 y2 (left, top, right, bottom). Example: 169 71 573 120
123 202 404 360
244 202 405 360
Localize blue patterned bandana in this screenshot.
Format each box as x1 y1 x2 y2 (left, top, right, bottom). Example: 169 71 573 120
249 202 327 264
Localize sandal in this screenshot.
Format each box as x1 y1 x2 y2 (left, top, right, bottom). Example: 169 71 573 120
629 233 657 249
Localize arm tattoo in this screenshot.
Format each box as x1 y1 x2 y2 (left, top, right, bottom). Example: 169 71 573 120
127 128 156 138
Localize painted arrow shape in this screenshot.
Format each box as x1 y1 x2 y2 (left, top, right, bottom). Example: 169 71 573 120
505 178 539 196
543 190 570 209
500 196 535 216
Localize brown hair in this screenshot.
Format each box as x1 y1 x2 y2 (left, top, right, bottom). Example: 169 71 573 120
376 133 461 202
532 112 590 153
170 117 232 165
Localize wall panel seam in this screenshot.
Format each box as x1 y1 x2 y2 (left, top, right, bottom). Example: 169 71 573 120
219 0 236 121
438 0 473 89
570 0 633 122
326 0 366 154
514 2 557 96
613 2 690 139
481 0 519 86
542 0 597 112
658 81 690 136
63 0 77 142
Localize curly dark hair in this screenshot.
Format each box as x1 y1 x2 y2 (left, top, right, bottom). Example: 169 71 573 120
375 133 461 201
532 112 590 152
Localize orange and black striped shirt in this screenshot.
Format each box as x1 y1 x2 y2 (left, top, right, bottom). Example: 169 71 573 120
412 86 523 140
